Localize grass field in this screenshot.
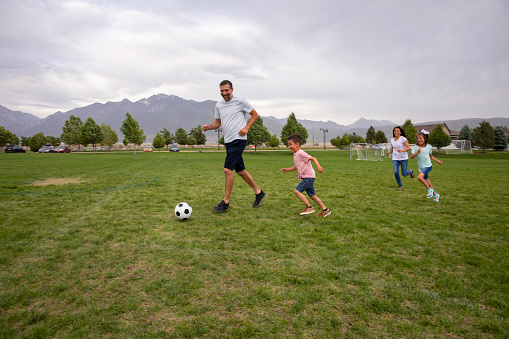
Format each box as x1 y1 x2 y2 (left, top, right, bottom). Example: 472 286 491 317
1 149 508 338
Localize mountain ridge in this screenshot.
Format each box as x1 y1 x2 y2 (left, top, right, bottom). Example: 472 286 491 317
1 96 508 143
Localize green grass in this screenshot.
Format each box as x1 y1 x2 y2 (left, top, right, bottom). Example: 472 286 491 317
0 150 508 338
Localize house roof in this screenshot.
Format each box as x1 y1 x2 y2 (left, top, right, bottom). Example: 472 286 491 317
414 123 452 135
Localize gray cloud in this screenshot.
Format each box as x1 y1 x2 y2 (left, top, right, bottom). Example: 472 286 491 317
1 0 508 124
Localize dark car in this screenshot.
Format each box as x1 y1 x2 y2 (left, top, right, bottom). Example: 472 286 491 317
4 145 26 153
169 145 180 152
38 145 55 153
53 145 72 153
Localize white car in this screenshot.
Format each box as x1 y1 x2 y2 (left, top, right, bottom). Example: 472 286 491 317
38 145 55 153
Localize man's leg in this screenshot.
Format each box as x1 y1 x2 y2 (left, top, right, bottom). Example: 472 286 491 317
223 168 234 204
236 169 261 195
238 169 266 207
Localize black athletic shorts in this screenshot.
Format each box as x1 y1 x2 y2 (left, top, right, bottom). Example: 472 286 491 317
224 139 247 172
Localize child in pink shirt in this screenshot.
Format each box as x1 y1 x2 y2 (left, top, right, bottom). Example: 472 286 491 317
280 134 331 217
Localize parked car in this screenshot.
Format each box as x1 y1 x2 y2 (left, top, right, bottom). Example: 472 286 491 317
143 146 153 152
38 145 55 153
4 145 26 153
169 145 180 152
372 144 389 150
53 145 71 153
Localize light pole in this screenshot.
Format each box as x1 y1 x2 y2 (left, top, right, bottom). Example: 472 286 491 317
217 128 222 151
320 128 328 150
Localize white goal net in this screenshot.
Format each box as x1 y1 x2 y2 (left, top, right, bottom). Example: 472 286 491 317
443 140 473 154
350 143 390 161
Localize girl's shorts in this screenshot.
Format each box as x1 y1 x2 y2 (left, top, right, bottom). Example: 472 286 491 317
421 166 432 180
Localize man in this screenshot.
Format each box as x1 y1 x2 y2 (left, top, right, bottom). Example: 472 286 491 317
202 80 266 212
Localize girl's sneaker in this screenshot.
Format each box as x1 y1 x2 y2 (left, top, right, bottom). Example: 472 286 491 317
427 188 434 198
433 193 440 202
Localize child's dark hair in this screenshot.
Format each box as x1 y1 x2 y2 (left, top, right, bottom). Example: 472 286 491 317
287 134 302 145
416 132 428 146
393 126 406 138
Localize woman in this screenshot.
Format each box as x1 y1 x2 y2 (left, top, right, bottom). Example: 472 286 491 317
387 126 414 189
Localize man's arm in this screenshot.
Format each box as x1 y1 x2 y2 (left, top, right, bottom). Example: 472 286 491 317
202 119 222 132
238 109 259 136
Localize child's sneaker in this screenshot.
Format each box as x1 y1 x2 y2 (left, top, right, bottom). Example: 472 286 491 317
212 200 229 212
433 193 440 202
427 188 434 198
300 206 315 215
318 208 331 217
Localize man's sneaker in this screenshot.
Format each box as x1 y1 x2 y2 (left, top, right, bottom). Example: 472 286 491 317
300 206 315 215
318 208 332 217
213 200 229 212
253 190 266 208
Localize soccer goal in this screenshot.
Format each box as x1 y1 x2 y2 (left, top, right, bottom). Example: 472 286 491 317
443 140 473 154
350 143 387 161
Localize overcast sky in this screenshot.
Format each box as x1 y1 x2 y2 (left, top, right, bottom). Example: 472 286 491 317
1 0 508 125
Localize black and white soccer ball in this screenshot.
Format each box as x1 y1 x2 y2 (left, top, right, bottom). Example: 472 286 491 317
175 202 192 220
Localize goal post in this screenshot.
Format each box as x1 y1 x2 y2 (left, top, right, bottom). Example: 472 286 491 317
443 140 473 154
350 143 389 161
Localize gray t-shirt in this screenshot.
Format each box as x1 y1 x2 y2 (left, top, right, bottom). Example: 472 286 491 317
215 96 253 144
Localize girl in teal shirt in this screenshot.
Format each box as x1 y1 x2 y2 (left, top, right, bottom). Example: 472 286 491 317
411 131 443 202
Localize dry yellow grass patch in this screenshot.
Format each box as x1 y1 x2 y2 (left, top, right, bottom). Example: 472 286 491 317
29 178 82 186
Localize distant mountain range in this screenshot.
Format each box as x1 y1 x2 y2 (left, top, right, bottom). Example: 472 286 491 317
1 94 508 143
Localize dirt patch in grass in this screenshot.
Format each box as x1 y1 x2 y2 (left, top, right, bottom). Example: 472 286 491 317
29 178 82 186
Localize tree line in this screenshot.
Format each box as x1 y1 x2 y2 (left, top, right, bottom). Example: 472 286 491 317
1 113 507 153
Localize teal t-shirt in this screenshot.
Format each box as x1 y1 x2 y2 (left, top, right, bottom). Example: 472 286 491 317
412 144 433 172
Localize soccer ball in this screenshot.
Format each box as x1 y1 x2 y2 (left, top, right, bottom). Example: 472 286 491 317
175 202 192 220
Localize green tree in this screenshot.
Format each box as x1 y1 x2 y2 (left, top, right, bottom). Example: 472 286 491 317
81 117 103 154
29 132 47 152
458 125 473 142
46 136 61 146
0 126 13 147
348 132 365 144
247 117 270 153
175 128 187 148
21 136 30 151
339 134 350 148
428 124 451 155
152 133 165 149
100 123 118 150
330 136 341 149
401 119 417 145
186 135 197 148
9 133 19 145
374 130 388 143
267 134 280 149
120 113 146 154
189 125 206 145
280 112 308 146
493 126 508 151
365 126 376 144
61 115 83 148
160 128 175 150
473 121 495 153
